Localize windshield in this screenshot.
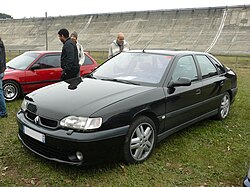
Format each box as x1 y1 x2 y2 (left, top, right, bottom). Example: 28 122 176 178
93 52 172 84
7 52 40 70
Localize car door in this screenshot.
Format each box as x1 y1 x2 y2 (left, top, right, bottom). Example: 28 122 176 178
163 55 204 131
195 54 227 114
24 53 62 93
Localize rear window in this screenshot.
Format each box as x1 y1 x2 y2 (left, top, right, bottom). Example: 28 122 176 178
196 55 218 79
82 54 94 65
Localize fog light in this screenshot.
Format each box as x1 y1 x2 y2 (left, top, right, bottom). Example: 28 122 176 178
76 151 83 161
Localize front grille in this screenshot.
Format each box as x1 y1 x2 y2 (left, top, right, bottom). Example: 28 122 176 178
19 130 71 162
25 110 58 129
26 111 36 120
40 117 58 128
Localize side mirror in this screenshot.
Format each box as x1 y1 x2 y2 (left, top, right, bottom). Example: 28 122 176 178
30 64 41 70
168 77 191 88
167 77 191 94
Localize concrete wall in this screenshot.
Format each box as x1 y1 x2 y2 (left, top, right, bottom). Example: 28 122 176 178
0 5 250 55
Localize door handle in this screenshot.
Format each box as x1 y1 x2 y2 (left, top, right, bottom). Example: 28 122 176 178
196 89 201 95
220 81 224 86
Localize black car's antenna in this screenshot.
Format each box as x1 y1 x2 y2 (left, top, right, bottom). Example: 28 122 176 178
142 37 154 53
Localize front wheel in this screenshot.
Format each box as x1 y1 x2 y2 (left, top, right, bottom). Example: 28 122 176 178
3 80 21 101
123 116 156 164
216 92 231 120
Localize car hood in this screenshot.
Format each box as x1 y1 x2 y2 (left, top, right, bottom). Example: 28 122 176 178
4 68 19 74
5 68 14 72
3 68 24 80
27 77 155 120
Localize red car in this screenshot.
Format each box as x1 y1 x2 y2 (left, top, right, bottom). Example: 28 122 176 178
3 51 98 101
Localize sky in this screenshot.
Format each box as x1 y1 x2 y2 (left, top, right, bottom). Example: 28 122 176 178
1 0 250 19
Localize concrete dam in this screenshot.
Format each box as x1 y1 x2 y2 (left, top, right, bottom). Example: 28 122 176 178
0 5 250 55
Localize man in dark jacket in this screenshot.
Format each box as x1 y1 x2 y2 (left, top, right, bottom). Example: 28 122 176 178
0 37 7 118
58 28 80 80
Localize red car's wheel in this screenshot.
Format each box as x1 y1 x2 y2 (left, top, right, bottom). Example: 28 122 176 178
3 80 21 101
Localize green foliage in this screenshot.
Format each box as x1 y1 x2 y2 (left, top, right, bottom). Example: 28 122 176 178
0 65 249 186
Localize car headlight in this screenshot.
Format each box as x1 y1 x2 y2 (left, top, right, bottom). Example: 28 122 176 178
60 116 102 130
21 99 28 111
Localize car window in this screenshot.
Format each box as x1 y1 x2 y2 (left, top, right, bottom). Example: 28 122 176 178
208 56 226 74
172 55 198 82
196 55 218 78
93 52 172 84
36 55 61 69
82 54 93 65
7 52 40 70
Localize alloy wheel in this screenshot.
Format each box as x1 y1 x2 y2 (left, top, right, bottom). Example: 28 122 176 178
129 122 155 161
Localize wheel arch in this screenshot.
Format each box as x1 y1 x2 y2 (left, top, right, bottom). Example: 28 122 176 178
131 110 160 134
227 89 233 103
3 79 23 91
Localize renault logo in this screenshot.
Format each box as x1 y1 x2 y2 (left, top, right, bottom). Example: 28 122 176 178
34 116 40 125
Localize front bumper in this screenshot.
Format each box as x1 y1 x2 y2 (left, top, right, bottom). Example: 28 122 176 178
17 111 129 165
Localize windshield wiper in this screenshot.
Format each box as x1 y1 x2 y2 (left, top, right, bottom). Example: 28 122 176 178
101 78 139 85
7 65 16 70
84 73 96 79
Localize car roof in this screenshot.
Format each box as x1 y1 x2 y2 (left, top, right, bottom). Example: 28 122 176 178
24 51 61 54
24 51 90 55
126 49 210 56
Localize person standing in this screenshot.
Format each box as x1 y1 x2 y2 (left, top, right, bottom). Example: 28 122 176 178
58 28 80 81
70 31 85 65
108 32 130 58
0 37 7 118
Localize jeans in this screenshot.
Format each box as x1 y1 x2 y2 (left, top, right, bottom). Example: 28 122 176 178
0 73 6 116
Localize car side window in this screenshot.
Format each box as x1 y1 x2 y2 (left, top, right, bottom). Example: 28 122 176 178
196 55 218 78
172 55 198 82
208 56 226 74
82 54 94 65
37 55 61 69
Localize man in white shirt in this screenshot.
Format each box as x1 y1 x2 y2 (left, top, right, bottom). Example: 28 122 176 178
108 32 130 59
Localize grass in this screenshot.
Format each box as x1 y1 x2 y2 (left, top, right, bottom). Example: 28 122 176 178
86 51 108 64
215 55 250 69
0 63 249 186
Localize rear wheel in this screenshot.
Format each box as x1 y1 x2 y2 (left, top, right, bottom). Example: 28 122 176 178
216 92 230 120
3 80 21 101
123 116 156 164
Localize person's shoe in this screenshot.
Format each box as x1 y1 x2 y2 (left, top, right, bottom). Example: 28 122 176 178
0 113 8 118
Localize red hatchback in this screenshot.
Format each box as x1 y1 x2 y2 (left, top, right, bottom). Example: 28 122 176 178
3 51 98 101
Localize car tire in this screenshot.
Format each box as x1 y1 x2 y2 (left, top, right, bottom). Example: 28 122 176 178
123 116 156 164
216 92 230 120
3 80 21 101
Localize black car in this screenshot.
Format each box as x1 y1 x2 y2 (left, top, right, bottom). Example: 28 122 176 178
17 50 237 165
